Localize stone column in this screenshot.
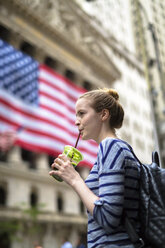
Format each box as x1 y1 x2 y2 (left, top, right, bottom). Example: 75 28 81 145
36 153 49 173
8 146 21 162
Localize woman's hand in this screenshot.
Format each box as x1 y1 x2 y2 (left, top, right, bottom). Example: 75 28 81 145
49 154 81 186
49 154 99 215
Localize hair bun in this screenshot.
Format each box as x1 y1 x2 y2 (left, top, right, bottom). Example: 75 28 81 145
107 89 119 101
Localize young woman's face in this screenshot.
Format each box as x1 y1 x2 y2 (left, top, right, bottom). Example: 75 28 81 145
75 98 102 141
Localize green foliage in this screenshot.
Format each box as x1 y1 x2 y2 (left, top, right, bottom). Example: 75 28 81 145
21 202 46 240
23 202 46 220
0 220 22 245
0 203 46 246
0 220 20 234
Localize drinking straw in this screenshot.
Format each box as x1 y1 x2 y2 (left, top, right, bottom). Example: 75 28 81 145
74 132 81 148
70 133 80 161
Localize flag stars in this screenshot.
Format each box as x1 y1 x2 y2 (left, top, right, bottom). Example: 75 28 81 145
0 39 39 105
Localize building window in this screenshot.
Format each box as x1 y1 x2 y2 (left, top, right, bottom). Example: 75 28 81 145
44 56 57 70
65 69 75 81
57 193 63 212
20 41 35 57
0 185 7 206
83 81 92 91
0 25 11 42
48 155 56 168
30 190 38 207
0 231 10 248
0 151 8 162
21 148 37 169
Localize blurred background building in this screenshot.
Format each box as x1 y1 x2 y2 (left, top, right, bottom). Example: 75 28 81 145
130 0 165 166
76 0 165 166
0 0 164 247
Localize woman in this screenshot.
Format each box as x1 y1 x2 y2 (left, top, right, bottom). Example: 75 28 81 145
49 88 140 248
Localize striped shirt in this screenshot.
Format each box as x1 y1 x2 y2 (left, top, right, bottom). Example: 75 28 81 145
85 138 140 248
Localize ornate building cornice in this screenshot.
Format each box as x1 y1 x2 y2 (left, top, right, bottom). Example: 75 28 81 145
0 0 122 86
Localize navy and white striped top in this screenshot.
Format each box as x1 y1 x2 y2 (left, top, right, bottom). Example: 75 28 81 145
85 138 140 248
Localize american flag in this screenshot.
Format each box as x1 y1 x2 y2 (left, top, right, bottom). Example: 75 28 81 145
0 39 98 168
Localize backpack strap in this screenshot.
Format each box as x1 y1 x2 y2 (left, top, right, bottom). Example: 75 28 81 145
122 141 145 247
121 140 143 165
122 140 159 248
122 140 160 168
123 211 145 248
152 151 160 167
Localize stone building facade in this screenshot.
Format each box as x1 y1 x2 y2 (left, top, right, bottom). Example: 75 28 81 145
0 0 155 248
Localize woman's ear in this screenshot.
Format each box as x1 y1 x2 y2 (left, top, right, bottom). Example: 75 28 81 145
101 109 110 121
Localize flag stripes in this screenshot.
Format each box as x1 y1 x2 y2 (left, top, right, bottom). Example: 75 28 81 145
0 39 98 168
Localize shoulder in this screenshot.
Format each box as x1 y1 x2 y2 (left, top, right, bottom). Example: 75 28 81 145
98 138 132 170
99 137 130 157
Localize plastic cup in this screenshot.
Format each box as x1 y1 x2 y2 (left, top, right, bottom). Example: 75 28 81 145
63 145 83 167
52 145 83 182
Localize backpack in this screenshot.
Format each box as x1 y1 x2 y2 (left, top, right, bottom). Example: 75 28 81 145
124 148 165 248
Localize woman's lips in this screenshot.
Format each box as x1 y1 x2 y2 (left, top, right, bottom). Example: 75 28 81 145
79 129 83 135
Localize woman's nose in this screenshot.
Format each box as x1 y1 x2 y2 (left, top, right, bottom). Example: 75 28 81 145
75 118 80 126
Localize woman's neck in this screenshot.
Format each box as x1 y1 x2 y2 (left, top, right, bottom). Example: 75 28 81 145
96 129 117 144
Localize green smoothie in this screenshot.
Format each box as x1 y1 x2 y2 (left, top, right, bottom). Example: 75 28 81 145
52 146 83 182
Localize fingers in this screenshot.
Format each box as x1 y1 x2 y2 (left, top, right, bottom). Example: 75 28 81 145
51 161 61 170
54 157 62 165
49 168 62 178
58 154 69 162
51 156 68 169
52 154 70 167
49 161 61 177
50 154 72 178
